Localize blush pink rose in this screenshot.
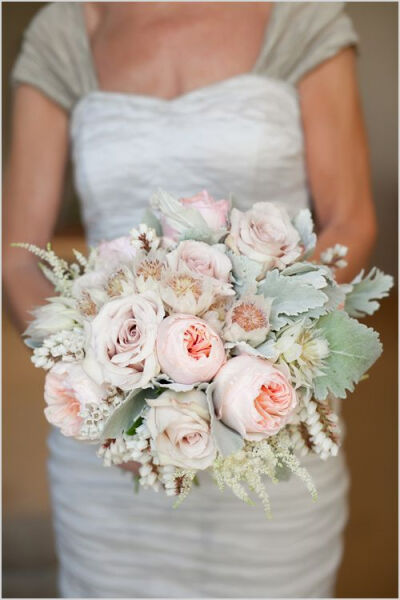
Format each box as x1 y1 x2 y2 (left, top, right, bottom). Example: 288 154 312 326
83 291 164 391
95 236 136 269
166 240 232 284
156 314 226 384
44 362 105 437
213 355 297 440
162 190 229 241
226 202 302 269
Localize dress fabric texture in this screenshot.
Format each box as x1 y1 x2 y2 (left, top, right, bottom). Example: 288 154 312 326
12 3 358 597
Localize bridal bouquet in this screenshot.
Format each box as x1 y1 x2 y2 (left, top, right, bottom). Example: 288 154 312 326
17 190 392 514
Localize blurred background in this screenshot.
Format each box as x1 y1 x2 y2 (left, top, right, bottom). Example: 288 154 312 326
2 2 398 598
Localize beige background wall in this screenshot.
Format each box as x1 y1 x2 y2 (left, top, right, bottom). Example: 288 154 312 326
2 2 398 598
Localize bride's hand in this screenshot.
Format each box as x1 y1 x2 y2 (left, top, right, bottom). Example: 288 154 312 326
119 461 141 475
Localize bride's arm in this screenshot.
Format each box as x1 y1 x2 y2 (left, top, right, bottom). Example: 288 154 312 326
3 85 69 331
299 47 377 283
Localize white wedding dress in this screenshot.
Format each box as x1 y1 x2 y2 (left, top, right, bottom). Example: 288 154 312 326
12 2 359 597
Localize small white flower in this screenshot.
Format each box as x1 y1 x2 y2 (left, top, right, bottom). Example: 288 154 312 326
130 224 160 252
274 320 329 388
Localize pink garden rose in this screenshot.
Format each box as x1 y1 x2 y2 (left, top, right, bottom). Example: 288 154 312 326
83 291 164 391
226 202 302 269
162 190 229 241
44 361 105 437
146 389 216 470
213 355 297 440
166 240 232 285
156 314 226 384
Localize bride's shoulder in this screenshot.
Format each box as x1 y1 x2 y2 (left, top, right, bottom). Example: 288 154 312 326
258 2 358 86
11 3 96 112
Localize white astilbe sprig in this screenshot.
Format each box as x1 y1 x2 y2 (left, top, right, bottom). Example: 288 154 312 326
12 242 86 295
212 433 315 517
31 328 85 370
320 244 348 270
289 394 341 460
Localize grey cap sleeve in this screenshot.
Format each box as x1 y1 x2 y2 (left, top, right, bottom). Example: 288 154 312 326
11 3 97 112
257 2 359 85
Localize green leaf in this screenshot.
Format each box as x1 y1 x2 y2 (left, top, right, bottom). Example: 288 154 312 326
344 268 394 318
227 251 264 292
125 416 144 436
101 389 151 441
313 311 383 400
260 270 328 330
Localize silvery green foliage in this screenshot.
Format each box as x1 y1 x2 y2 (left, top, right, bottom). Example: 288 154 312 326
292 209 317 258
141 207 162 236
313 311 382 400
150 188 225 243
205 383 244 457
227 251 265 293
344 268 394 318
260 269 328 330
281 262 345 321
101 389 151 440
226 339 279 361
152 374 196 393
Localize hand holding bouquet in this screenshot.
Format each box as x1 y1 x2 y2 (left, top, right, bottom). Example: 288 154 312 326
16 189 393 515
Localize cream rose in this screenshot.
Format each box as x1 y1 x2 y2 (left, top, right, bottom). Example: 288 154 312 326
226 202 302 269
162 190 229 241
83 291 164 390
156 314 226 384
213 355 297 440
44 361 106 437
146 389 216 469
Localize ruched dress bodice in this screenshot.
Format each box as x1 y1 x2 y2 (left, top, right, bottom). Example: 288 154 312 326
70 75 308 246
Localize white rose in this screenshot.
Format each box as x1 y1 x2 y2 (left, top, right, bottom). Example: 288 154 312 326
226 202 302 269
83 291 164 391
146 389 216 470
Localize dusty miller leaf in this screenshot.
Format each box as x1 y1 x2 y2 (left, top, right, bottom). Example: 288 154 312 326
141 208 162 236
205 383 244 457
344 268 394 318
101 389 154 440
293 209 317 258
313 311 383 400
260 270 328 330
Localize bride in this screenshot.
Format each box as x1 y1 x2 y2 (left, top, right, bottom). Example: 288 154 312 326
4 2 377 597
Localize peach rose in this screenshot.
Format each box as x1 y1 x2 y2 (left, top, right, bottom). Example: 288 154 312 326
213 355 297 440
162 190 229 241
146 389 216 469
44 361 106 437
226 202 302 269
83 291 164 390
156 314 226 384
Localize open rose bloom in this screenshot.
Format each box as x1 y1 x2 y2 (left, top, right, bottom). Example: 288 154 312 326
20 188 391 514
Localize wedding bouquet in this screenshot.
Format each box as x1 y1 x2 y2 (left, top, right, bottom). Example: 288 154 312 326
16 190 393 515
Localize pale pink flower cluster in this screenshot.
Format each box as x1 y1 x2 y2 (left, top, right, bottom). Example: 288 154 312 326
38 190 305 473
